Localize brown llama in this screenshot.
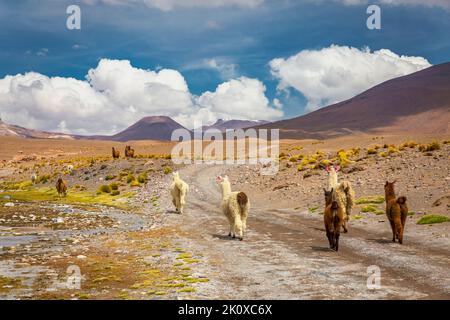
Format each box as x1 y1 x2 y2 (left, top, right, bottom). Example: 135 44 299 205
56 178 67 197
112 147 120 159
323 188 345 251
384 181 408 244
125 145 135 158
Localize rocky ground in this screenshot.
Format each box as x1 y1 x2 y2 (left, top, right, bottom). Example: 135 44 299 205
0 136 449 299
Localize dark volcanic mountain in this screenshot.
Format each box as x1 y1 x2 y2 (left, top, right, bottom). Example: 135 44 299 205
107 116 190 141
254 63 450 139
199 119 271 132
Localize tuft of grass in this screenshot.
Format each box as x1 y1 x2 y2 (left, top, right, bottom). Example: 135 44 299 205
308 206 319 214
367 148 377 155
130 181 141 187
355 196 385 205
109 182 119 191
418 141 441 152
126 174 136 184
361 205 377 213
351 215 363 220
163 167 173 175
417 215 450 225
178 287 196 293
137 172 148 183
98 184 112 194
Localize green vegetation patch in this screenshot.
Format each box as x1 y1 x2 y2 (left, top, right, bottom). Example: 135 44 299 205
417 215 450 225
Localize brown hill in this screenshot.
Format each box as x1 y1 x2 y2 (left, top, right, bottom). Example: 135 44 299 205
255 63 450 139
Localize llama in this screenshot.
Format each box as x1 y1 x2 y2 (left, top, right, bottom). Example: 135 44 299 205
323 188 345 251
112 147 120 159
56 178 67 197
384 181 408 244
31 173 37 184
324 165 355 233
125 146 135 158
170 172 189 214
216 175 250 241
64 164 74 173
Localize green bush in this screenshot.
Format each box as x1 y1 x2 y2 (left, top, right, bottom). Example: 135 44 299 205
137 172 148 183
98 184 112 194
109 182 119 191
417 215 450 225
127 174 136 183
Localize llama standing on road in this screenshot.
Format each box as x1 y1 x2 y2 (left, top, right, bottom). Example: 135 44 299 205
56 178 67 197
325 165 355 233
216 175 250 241
384 181 408 244
323 188 345 251
170 172 189 214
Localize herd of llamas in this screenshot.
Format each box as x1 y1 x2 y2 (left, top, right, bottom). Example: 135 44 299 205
43 146 408 250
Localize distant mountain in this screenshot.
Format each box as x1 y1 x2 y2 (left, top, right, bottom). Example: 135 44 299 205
253 62 450 139
106 116 190 141
199 119 271 132
0 118 74 140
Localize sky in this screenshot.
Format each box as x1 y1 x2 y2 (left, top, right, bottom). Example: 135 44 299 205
0 0 449 135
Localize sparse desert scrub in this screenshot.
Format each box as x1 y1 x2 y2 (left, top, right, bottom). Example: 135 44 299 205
137 172 148 183
417 215 450 225
418 141 441 152
367 148 377 155
127 174 136 183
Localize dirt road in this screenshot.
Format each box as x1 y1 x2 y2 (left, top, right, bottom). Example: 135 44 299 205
159 164 450 299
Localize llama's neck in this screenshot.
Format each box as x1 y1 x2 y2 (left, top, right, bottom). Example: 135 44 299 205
328 170 338 190
221 181 232 199
385 188 396 201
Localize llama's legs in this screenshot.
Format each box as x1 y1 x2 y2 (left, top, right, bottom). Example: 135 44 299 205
388 218 396 242
342 217 348 233
334 232 340 252
326 231 334 249
234 215 243 240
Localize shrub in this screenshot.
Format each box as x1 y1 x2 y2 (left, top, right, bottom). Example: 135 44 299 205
163 167 173 175
105 175 116 181
137 172 148 183
37 174 51 184
130 181 141 187
127 174 136 184
111 190 120 196
109 182 119 191
387 146 399 154
419 141 440 152
379 152 387 157
98 184 112 194
417 215 450 225
367 148 377 155
100 164 107 170
289 156 298 163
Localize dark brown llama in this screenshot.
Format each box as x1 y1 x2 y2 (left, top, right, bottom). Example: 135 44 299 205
112 147 120 159
384 181 408 244
56 178 67 197
125 146 135 158
323 188 345 251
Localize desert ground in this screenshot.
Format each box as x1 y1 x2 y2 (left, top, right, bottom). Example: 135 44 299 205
0 134 449 299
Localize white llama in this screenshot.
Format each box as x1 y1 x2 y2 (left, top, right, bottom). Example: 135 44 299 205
170 172 189 214
216 175 250 241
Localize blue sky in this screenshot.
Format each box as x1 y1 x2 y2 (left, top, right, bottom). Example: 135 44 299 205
0 0 449 134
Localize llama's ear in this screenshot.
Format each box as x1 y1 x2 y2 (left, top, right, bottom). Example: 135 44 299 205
325 166 330 172
216 175 222 182
392 179 397 184
385 181 389 186
334 165 340 172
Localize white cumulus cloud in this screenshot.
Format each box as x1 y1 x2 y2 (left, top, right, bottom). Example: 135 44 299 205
270 45 431 112
0 59 282 135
